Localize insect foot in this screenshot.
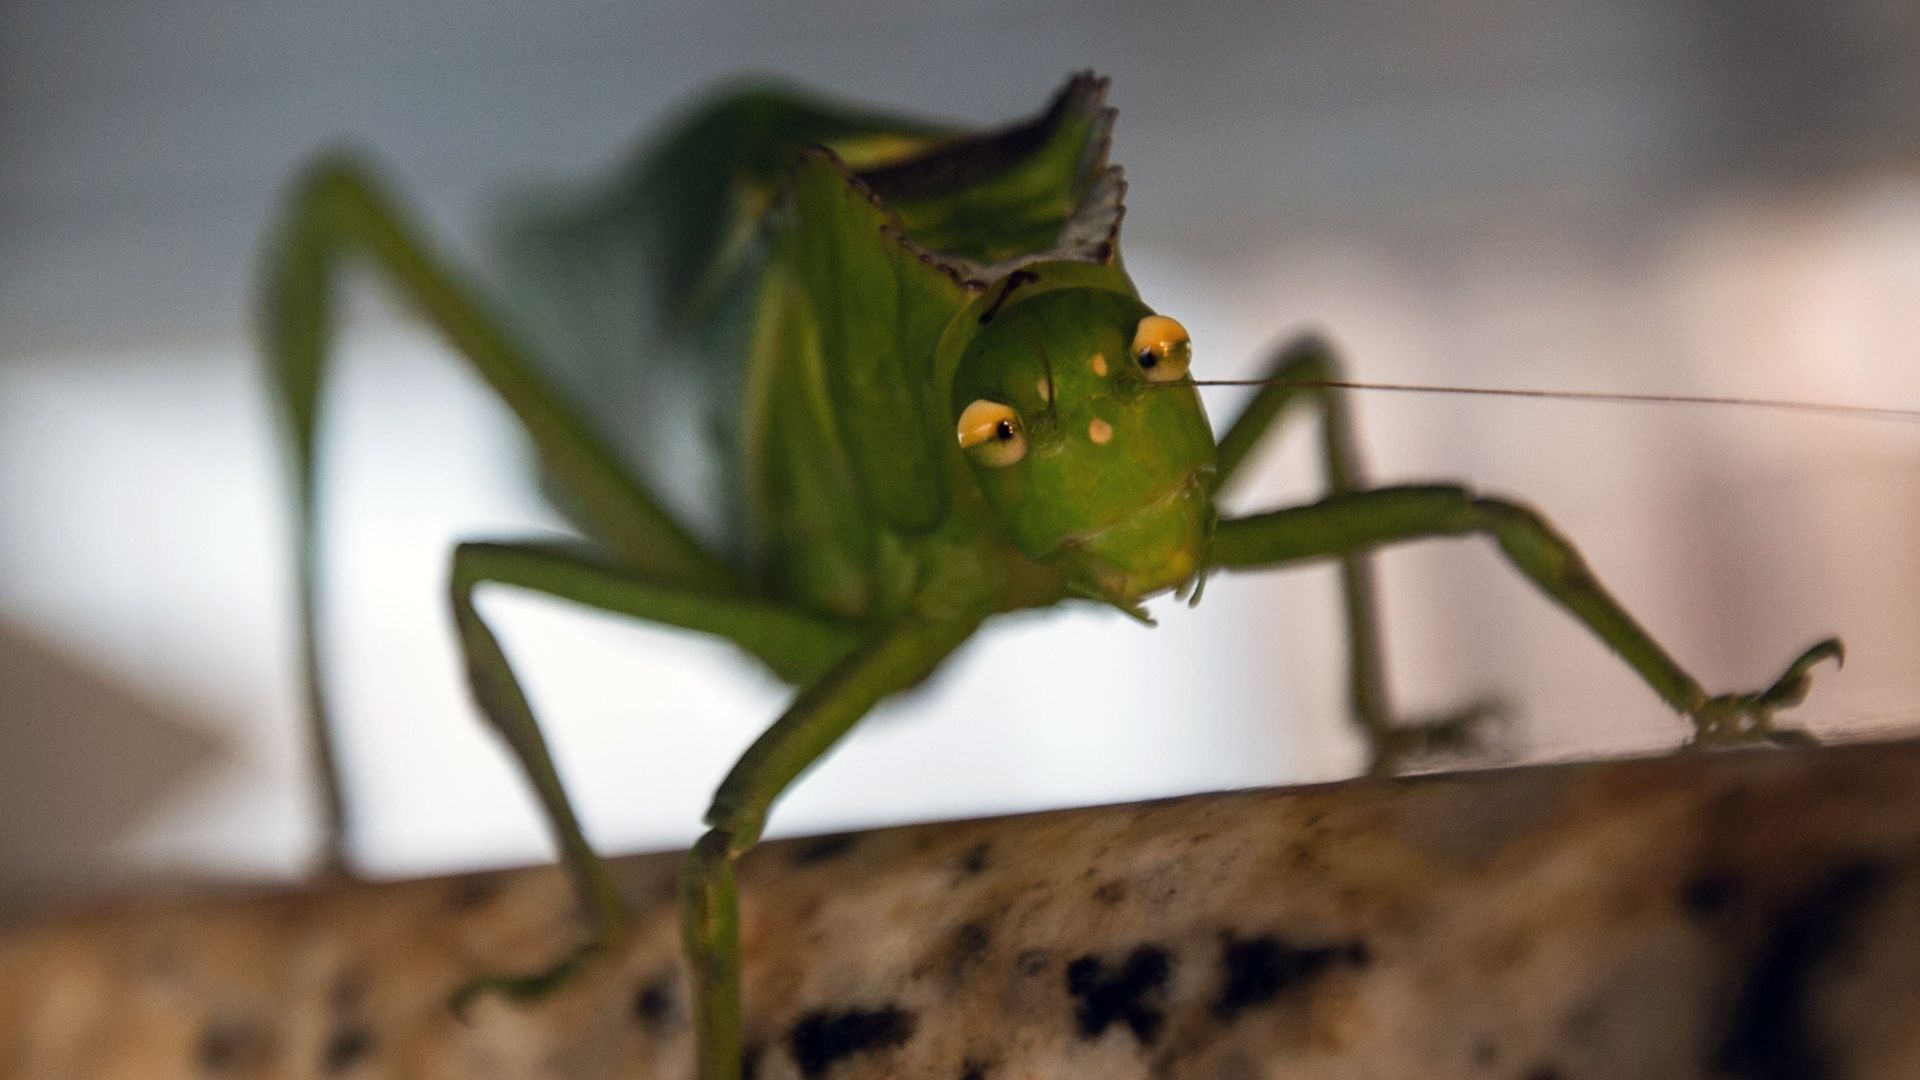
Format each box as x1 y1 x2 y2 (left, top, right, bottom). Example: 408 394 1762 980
1364 698 1510 777
1687 638 1845 750
448 937 615 1021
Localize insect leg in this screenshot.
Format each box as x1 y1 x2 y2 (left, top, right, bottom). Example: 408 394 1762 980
683 616 979 1080
1213 486 1842 748
441 539 864 1012
260 157 741 868
1214 336 1498 772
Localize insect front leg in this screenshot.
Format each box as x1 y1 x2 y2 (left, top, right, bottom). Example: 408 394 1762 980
1212 486 1842 749
683 617 978 1080
1214 335 1500 773
441 539 865 1011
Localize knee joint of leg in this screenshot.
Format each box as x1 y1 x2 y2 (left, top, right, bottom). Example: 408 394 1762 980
1472 497 1584 581
1292 347 1337 382
690 829 735 866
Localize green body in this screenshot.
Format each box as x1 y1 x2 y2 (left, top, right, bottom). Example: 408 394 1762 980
261 73 1839 1080
495 76 1212 638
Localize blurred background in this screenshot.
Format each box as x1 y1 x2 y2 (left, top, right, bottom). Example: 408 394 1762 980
3 1 1918 912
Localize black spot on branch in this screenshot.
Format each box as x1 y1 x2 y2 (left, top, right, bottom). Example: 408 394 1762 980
1017 948 1052 976
321 1025 373 1074
790 1006 917 1078
1681 872 1742 921
1211 933 1371 1022
959 1058 992 1080
1715 858 1892 1080
1066 945 1172 1044
196 1016 268 1072
632 974 678 1032
791 833 861 866
1092 880 1128 906
949 921 992 983
955 841 993 880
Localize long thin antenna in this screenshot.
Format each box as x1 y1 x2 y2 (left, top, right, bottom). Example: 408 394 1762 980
1173 378 1920 424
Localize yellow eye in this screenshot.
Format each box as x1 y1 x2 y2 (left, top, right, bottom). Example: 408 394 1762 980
1131 314 1192 382
956 399 1027 467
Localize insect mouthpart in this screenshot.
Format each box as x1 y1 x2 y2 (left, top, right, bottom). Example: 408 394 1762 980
1049 467 1214 605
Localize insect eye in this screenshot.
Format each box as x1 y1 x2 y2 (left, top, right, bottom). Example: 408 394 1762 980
1131 314 1192 383
956 399 1027 467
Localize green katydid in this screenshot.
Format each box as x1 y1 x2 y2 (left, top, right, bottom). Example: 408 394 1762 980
260 73 1842 1079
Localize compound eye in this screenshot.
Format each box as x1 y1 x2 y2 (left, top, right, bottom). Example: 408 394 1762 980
1132 314 1193 382
956 399 1027 467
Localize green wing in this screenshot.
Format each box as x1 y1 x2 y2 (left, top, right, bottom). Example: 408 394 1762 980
491 83 956 555
764 148 974 534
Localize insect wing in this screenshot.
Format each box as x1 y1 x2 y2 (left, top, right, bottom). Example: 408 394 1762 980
489 84 957 551
769 149 974 533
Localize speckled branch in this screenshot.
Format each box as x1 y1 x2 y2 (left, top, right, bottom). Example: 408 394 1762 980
6 741 1920 1079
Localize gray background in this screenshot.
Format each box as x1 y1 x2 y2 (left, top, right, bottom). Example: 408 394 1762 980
3 1 1918 908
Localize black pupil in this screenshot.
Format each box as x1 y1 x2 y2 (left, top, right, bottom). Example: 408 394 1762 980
1138 349 1158 369
995 419 1014 440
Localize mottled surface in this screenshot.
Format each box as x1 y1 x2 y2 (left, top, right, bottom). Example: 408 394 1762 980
5 741 1920 1079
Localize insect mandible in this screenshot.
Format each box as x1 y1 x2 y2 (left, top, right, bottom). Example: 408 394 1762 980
260 73 1842 1079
